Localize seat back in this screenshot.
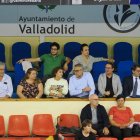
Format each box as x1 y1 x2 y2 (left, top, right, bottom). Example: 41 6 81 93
8 115 30 136
38 42 51 56
91 61 107 83
22 138 42 140
38 42 51 78
89 42 108 58
32 114 55 136
130 0 139 4
123 138 140 140
134 114 140 122
113 42 133 66
63 138 75 140
0 43 5 62
117 60 134 81
58 114 80 128
0 138 16 140
99 138 117 140
12 42 31 66
13 63 25 98
64 42 81 60
64 42 81 75
0 115 5 136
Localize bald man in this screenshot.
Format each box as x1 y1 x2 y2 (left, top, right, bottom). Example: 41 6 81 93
80 94 110 136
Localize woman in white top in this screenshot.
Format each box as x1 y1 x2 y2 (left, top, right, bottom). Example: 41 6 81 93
44 67 68 98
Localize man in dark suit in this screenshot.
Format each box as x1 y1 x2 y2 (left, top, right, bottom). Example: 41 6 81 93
123 64 140 97
80 94 110 136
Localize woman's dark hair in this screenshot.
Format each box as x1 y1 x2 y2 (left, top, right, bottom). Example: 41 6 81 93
116 94 125 101
23 68 40 84
80 43 88 52
81 119 92 130
50 42 60 50
52 67 63 77
106 62 115 69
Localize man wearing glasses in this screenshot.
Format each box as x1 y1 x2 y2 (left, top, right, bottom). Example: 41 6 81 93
19 42 71 78
0 62 13 98
80 94 110 136
69 63 95 98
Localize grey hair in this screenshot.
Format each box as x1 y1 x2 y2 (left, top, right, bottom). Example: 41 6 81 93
74 63 84 70
0 61 5 67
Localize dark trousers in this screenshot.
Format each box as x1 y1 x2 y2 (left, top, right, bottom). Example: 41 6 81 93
110 126 132 140
92 124 110 137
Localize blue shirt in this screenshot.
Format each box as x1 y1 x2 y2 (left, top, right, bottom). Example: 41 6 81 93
69 72 95 97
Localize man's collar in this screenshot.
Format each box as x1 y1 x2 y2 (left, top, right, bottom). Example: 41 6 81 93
133 75 140 79
50 53 59 57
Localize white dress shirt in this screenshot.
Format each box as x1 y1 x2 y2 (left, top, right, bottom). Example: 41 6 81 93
0 74 13 97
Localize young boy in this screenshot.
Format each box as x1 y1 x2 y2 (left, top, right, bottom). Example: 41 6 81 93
75 119 96 140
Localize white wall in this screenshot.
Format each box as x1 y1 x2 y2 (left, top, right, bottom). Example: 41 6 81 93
0 99 140 134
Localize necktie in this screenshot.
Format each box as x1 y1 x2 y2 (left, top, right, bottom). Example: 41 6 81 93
132 78 138 97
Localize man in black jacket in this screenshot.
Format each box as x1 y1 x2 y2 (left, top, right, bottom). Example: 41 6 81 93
123 64 140 97
80 94 110 136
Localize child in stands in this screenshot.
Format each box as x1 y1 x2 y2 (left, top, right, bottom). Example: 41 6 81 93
75 119 96 140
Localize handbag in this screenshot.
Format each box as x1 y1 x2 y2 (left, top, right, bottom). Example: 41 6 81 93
132 124 140 136
56 125 80 134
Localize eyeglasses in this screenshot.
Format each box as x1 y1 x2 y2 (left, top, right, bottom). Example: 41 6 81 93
73 69 82 72
51 48 58 51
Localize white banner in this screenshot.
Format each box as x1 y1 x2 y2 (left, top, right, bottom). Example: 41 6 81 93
0 23 139 37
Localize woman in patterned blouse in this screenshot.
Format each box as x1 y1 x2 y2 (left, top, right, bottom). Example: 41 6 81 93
17 68 43 98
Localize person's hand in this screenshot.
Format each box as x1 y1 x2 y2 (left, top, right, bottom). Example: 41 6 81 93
63 63 68 72
104 91 110 96
4 95 10 98
57 93 63 97
91 128 97 135
58 134 64 140
17 59 24 64
119 124 125 129
103 127 109 135
108 58 115 63
120 124 128 129
49 93 55 96
82 87 91 92
58 87 63 93
50 87 55 90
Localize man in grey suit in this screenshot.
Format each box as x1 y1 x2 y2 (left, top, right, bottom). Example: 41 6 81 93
98 62 122 98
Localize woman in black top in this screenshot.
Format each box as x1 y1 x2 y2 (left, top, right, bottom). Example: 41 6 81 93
75 119 96 140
